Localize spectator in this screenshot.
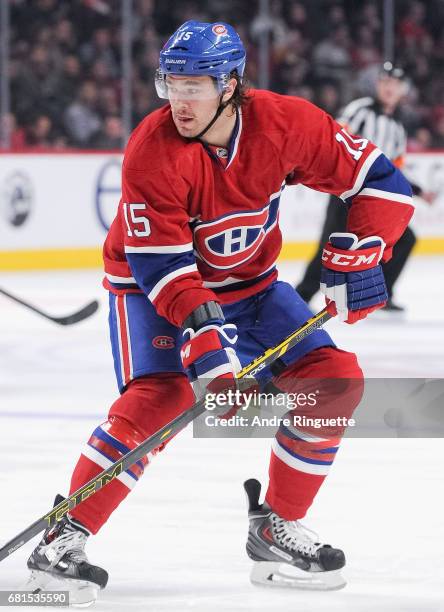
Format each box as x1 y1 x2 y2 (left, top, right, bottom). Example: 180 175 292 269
132 83 161 126
25 114 54 149
53 19 77 58
312 25 351 85
57 55 82 109
287 85 315 103
80 28 119 79
250 0 287 50
90 59 114 88
316 83 341 117
5 0 444 150
398 1 428 46
317 3 347 39
355 3 381 36
91 115 123 149
431 115 444 149
285 2 312 40
0 113 26 149
408 126 433 151
351 25 381 70
98 86 120 117
64 81 101 146
13 45 60 123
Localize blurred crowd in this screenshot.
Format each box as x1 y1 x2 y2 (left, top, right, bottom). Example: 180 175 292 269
2 0 444 150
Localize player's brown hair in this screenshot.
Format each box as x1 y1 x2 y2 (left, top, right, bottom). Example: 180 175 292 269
229 71 251 108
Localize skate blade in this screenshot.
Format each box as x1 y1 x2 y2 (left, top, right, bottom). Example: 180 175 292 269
21 570 99 607
250 561 346 591
21 569 52 592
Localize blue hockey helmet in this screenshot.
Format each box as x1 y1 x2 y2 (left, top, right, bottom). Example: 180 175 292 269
155 20 246 100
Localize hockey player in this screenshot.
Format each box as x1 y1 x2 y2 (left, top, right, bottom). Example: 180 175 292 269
26 21 413 603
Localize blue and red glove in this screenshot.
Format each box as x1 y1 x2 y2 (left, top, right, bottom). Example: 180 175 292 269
320 232 388 324
180 321 241 401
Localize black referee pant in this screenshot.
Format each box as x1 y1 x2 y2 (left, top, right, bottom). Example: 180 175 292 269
295 195 417 302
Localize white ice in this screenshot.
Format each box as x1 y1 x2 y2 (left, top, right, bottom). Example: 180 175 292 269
0 257 443 611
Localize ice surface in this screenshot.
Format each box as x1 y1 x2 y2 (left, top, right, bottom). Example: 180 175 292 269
0 257 443 611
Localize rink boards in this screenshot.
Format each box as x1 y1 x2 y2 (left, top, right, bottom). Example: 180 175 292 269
0 151 444 270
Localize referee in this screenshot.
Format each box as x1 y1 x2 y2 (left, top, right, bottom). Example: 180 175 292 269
296 62 434 312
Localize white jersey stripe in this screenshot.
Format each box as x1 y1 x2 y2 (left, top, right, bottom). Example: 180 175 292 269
284 422 329 443
203 275 245 288
272 439 332 476
122 295 133 382
148 264 198 302
116 295 129 385
226 107 243 170
340 147 382 201
358 188 413 205
113 296 126 389
125 243 193 254
82 445 137 490
106 273 137 284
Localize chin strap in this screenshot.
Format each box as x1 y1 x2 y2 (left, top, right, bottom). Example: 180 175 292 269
190 94 233 141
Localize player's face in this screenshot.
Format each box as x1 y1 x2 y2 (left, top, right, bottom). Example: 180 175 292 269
167 75 222 137
376 76 405 109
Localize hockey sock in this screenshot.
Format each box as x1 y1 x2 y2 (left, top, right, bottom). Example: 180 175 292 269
69 374 194 533
266 347 363 520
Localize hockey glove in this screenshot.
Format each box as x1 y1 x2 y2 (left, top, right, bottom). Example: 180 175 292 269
181 320 241 403
320 232 388 324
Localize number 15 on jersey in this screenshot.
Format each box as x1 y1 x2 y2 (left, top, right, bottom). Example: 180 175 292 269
123 202 151 238
335 128 368 161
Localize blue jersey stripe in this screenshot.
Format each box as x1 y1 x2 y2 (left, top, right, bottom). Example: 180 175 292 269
346 154 412 205
93 426 145 473
87 441 139 481
127 250 196 299
313 447 339 454
276 439 334 466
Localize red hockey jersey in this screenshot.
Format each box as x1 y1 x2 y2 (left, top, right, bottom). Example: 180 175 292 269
103 89 414 327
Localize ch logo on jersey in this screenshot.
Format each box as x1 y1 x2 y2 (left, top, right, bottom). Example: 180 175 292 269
152 336 175 350
193 207 270 270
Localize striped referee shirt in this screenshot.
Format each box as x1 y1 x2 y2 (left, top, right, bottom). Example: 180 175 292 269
337 97 407 165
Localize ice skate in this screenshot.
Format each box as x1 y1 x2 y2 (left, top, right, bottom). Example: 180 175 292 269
244 479 346 590
24 496 108 607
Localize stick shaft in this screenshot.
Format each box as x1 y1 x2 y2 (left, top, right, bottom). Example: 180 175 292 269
0 307 330 562
0 287 98 325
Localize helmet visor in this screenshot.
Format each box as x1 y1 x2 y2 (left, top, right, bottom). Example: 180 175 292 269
155 70 228 101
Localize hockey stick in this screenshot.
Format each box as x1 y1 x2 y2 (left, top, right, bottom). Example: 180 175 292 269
0 307 331 562
0 287 99 326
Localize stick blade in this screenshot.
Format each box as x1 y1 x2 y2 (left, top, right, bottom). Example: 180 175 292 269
53 300 99 326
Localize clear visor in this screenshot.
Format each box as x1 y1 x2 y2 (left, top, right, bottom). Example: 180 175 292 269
155 70 229 101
